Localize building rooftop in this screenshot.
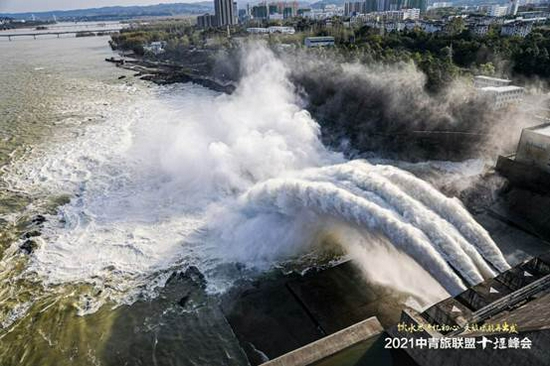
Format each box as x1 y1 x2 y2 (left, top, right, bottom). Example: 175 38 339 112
503 20 534 26
480 85 524 93
386 251 550 366
528 122 550 137
475 75 512 83
305 36 335 40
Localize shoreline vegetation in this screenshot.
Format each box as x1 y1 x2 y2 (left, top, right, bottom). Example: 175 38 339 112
108 18 550 91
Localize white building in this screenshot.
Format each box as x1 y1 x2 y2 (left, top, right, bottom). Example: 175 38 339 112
144 41 166 55
501 21 533 37
489 5 509 17
471 23 490 36
361 8 420 22
421 21 444 33
518 10 549 21
304 36 335 47
384 21 406 31
430 2 452 9
268 26 296 34
474 75 511 88
516 123 550 173
404 8 420 20
479 85 525 109
304 8 340 19
246 27 270 33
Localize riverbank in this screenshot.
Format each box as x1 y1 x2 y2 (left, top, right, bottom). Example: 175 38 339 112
108 56 236 94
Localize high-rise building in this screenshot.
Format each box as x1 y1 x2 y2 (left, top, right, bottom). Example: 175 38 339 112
344 1 368 15
388 0 400 10
344 2 352 15
377 0 389 11
408 0 426 12
343 0 422 15
364 0 378 12
283 6 294 18
508 0 519 15
197 13 217 28
251 3 269 19
214 0 237 26
489 4 509 17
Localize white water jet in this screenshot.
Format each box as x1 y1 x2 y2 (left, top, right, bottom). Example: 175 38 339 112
368 163 510 272
221 172 502 295
312 162 497 281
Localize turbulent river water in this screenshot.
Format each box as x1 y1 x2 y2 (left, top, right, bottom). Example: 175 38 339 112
0 28 509 366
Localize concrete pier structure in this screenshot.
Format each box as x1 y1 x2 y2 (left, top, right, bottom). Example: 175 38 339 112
260 317 383 366
386 252 550 366
221 261 419 365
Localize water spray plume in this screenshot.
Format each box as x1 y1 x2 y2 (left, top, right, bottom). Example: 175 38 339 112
3 42 509 309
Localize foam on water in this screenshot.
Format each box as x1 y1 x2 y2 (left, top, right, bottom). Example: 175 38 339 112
4 44 508 307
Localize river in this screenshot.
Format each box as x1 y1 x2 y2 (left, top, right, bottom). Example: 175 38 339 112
0 31 252 366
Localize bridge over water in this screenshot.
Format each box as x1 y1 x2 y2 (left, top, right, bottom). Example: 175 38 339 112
0 29 122 41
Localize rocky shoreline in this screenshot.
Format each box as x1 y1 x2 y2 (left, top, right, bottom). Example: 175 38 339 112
107 56 236 94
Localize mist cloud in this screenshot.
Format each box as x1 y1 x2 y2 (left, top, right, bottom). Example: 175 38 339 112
213 43 542 161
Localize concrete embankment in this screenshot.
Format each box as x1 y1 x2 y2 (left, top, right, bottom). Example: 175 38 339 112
386 251 550 366
221 261 420 365
260 317 383 366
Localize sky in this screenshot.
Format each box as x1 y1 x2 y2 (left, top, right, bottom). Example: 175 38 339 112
0 0 204 14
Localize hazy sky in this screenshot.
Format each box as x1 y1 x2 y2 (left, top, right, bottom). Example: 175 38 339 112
0 0 204 13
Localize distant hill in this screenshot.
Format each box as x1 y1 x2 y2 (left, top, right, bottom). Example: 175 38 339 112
0 2 215 21
309 0 346 9
235 0 314 6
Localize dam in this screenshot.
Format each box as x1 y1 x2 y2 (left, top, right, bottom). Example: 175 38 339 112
387 251 550 366
218 179 550 366
219 237 550 366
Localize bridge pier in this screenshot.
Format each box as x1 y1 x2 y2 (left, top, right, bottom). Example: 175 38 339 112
33 35 36 40
8 36 11 42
